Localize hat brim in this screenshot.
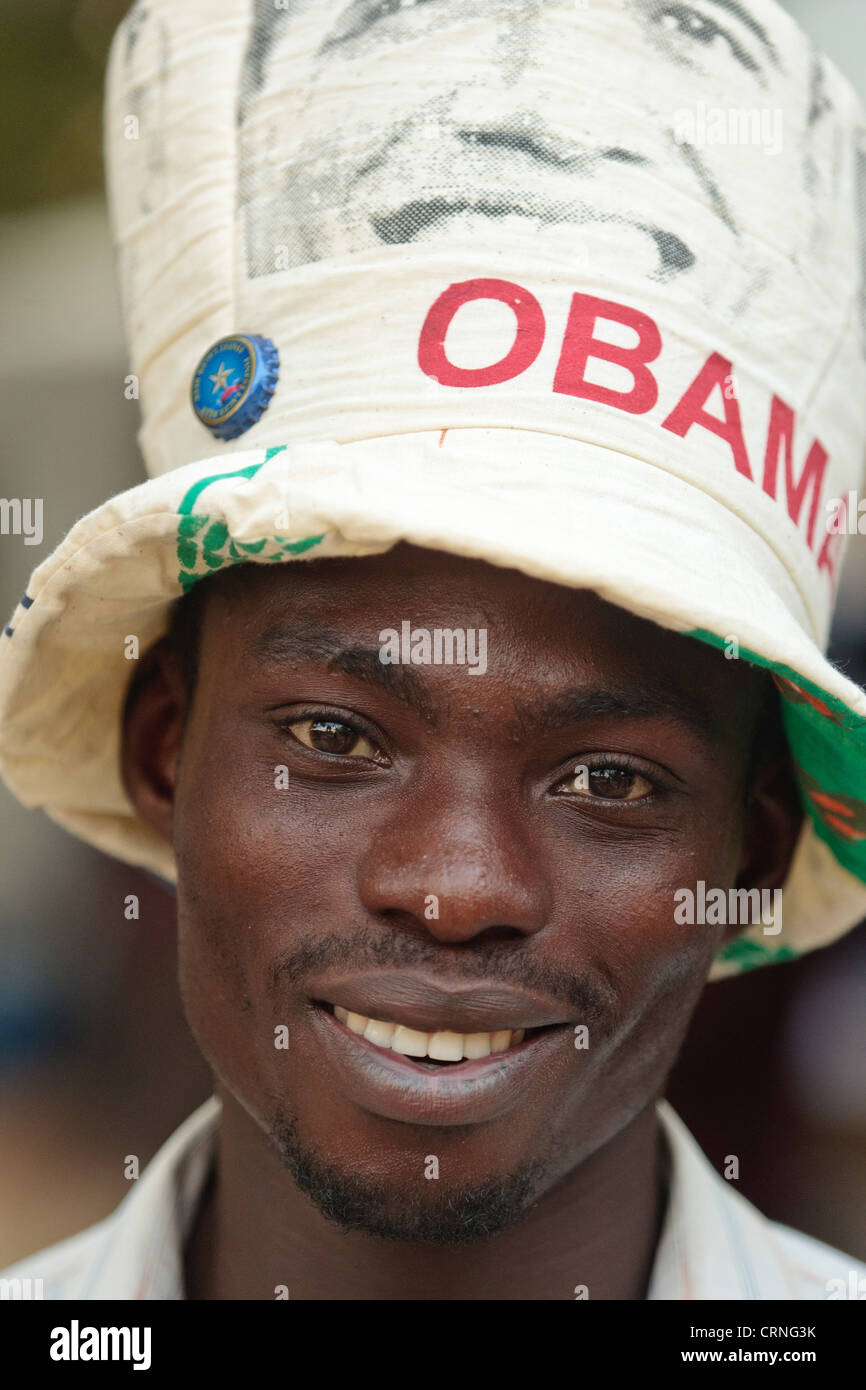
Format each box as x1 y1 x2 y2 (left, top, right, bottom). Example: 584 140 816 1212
2 430 865 981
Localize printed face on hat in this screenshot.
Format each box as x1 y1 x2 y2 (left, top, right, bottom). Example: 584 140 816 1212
237 0 856 327
122 547 801 1257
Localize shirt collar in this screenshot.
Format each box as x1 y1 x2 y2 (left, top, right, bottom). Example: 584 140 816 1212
648 1099 801 1299
80 1096 221 1300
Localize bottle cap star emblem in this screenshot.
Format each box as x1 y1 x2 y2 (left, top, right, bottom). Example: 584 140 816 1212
208 361 234 394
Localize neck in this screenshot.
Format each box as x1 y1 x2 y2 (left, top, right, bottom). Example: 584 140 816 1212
184 1093 667 1301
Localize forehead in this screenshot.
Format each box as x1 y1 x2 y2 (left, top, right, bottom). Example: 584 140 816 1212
191 550 766 729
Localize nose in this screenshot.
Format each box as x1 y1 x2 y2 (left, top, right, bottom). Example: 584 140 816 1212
357 773 552 945
497 0 544 87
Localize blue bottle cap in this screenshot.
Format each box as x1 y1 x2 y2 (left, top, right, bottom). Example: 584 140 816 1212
190 334 280 441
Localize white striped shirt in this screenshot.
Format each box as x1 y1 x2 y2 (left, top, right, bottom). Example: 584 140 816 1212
1 1096 863 1300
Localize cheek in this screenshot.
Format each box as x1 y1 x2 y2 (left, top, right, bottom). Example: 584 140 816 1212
172 722 364 1096
174 709 360 923
547 810 745 1069
552 797 744 961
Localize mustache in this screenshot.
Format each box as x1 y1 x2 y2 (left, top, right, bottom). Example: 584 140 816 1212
269 927 618 1029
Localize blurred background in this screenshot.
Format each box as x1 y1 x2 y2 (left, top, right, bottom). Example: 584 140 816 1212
0 0 864 1271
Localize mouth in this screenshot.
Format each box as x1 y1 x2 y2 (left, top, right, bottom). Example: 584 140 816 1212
304 969 579 1125
308 993 577 1127
314 1000 555 1072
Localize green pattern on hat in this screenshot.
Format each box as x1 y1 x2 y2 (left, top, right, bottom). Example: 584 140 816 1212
715 937 800 972
176 449 326 593
688 627 866 965
688 628 866 880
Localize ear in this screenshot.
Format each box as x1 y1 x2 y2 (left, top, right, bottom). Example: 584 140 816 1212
120 636 188 849
720 753 804 945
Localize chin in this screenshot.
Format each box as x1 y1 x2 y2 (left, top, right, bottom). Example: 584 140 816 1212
270 1107 549 1246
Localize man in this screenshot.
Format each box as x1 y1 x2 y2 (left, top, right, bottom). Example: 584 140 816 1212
1 0 866 1298
124 544 811 1298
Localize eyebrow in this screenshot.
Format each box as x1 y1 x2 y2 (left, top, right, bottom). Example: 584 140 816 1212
704 0 780 65
251 622 716 743
507 685 716 745
252 624 440 725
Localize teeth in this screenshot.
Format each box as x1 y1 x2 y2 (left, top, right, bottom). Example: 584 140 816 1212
392 1025 430 1057
328 1006 530 1062
364 1018 396 1047
427 1030 464 1061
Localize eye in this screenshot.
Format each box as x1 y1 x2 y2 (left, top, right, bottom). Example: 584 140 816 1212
555 761 656 803
284 716 383 760
653 2 761 74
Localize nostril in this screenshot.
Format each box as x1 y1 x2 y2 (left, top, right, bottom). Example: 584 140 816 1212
473 925 527 945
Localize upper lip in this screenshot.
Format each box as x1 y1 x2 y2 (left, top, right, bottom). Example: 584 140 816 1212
311 972 570 1034
358 120 703 272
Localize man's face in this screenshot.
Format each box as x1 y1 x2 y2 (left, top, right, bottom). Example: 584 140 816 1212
238 0 849 323
126 545 795 1244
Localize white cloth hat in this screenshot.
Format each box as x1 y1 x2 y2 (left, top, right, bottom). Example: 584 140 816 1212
2 0 866 980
